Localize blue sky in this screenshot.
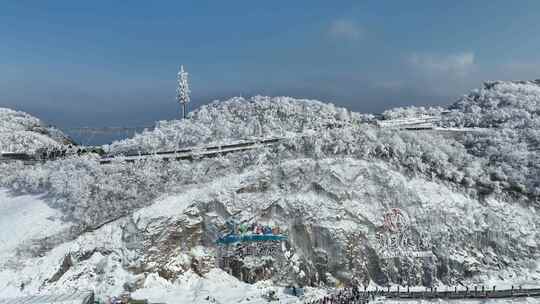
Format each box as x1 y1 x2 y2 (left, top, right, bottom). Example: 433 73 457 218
1 0 540 131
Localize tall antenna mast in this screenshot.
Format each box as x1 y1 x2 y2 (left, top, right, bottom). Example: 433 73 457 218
176 65 191 119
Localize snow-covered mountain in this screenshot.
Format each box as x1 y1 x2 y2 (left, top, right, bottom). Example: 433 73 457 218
0 108 72 153
106 96 371 154
0 81 539 303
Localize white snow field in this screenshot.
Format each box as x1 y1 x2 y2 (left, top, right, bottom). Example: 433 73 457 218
0 189 69 261
0 291 94 304
0 80 539 303
131 269 300 304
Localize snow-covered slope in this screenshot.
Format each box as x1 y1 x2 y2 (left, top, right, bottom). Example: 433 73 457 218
382 81 540 200
0 84 539 302
1 157 538 300
445 80 540 129
0 108 72 152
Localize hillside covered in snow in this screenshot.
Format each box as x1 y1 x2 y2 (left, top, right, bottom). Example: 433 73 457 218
0 108 72 153
447 80 540 129
0 81 539 303
106 96 372 154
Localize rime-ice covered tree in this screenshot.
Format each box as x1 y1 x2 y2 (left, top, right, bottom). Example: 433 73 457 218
176 65 191 119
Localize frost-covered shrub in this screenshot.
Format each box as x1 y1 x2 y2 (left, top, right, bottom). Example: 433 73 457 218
0 150 262 227
280 122 539 201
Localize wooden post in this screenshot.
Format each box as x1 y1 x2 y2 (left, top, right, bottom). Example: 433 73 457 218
474 286 477 297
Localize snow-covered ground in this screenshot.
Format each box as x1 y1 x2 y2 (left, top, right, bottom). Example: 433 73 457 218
0 190 69 261
132 269 300 304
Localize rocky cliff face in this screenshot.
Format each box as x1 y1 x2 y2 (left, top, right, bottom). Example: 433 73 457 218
2 156 537 298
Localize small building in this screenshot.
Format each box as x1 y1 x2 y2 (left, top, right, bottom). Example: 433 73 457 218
0 291 94 304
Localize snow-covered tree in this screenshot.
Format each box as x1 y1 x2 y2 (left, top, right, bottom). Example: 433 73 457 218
176 65 191 119
0 107 68 152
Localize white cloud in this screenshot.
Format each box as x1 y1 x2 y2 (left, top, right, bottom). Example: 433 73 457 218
408 52 475 76
327 19 364 41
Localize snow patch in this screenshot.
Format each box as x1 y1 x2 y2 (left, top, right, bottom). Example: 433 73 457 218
0 189 69 261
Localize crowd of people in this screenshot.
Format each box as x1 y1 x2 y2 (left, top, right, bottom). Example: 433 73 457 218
227 220 281 235
305 286 370 304
105 294 130 304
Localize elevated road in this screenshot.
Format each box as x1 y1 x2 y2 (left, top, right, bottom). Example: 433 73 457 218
305 286 540 303
99 137 282 164
0 116 495 166
0 137 284 165
381 286 540 300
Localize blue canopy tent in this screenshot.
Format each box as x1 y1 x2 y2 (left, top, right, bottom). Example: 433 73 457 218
216 233 287 245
